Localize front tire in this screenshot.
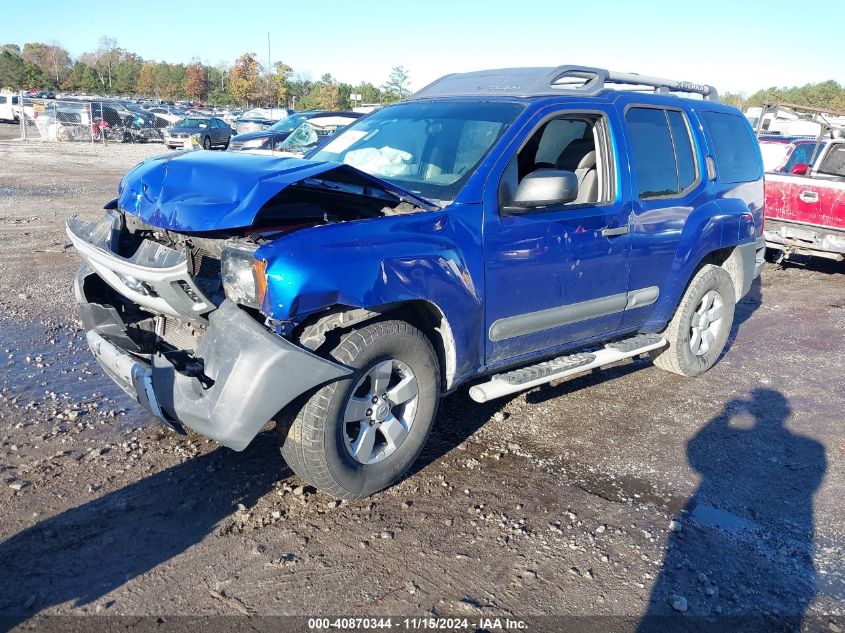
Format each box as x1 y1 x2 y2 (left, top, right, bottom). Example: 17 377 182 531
653 264 735 377
281 320 440 499
203 135 211 150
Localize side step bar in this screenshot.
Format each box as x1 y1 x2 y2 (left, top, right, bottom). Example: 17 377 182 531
469 333 667 403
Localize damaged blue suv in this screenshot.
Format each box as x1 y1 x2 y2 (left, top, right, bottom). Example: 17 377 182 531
68 66 765 498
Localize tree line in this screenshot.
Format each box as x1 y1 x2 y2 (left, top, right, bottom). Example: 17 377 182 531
3 38 844 113
723 80 845 113
0 38 412 109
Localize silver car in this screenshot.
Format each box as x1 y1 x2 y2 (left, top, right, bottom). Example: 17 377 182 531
165 116 234 150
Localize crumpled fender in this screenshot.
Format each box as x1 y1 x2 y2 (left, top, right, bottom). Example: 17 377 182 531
116 152 436 232
256 204 485 385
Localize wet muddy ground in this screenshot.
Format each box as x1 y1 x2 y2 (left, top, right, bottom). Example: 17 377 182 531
0 130 844 631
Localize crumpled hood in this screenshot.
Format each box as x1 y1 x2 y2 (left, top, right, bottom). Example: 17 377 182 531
117 151 436 232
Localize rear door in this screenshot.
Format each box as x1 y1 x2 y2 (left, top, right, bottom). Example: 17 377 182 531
798 143 845 231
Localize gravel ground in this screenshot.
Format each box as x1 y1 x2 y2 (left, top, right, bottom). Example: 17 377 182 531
0 128 843 631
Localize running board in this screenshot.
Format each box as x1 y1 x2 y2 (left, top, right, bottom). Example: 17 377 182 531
469 334 667 403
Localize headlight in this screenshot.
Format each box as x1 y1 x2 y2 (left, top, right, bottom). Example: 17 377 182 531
221 242 264 308
241 137 269 149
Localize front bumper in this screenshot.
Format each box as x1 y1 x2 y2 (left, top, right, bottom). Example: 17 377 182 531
74 257 351 451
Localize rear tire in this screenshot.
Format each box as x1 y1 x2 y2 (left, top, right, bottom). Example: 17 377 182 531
653 264 735 377
281 320 440 499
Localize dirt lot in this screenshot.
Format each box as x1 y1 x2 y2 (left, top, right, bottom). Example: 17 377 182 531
0 126 843 631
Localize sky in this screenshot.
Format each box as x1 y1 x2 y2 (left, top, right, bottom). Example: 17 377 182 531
1 0 843 95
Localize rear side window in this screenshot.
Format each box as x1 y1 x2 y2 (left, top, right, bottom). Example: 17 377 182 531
818 144 845 177
0 96 6 105
625 107 698 199
667 111 696 190
702 111 762 183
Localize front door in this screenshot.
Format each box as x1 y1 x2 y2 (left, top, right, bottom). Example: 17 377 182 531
483 107 631 366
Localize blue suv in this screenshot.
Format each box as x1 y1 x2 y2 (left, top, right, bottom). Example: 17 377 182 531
67 66 765 498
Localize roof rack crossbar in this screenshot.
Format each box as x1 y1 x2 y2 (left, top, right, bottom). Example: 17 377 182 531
410 65 719 101
536 65 719 101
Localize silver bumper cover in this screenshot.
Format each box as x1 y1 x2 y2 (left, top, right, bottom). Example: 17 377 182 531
82 297 351 451
66 214 215 320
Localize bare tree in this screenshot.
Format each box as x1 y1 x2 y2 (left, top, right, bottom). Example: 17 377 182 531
97 36 119 89
216 60 230 92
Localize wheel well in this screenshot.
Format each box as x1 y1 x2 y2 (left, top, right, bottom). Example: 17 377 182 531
381 301 455 391
690 245 746 302
295 301 456 392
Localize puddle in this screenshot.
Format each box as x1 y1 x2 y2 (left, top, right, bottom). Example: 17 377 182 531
687 500 761 533
0 314 147 431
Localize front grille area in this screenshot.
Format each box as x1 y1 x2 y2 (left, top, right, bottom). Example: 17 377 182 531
160 315 206 352
191 248 222 298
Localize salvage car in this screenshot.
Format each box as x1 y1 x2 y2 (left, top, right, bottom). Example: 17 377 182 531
230 114 359 156
165 116 234 150
68 65 765 498
228 110 361 153
764 138 845 261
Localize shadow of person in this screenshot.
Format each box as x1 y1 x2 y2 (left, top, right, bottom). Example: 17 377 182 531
639 388 826 633
0 430 287 629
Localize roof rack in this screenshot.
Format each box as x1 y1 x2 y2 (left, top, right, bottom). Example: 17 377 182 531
410 65 719 102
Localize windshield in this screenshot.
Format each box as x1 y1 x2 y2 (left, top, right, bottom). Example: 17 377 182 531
175 118 209 129
310 101 524 201
759 142 790 172
268 114 308 133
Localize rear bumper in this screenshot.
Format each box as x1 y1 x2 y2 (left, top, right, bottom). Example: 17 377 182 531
765 219 845 261
76 269 351 451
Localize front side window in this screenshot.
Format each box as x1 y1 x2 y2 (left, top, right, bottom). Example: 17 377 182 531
310 101 524 202
499 113 611 209
702 111 762 183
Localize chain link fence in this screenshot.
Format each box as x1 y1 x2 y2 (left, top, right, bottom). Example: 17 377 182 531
18 93 169 144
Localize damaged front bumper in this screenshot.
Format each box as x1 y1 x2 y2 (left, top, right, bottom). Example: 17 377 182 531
70 212 351 451
77 275 350 450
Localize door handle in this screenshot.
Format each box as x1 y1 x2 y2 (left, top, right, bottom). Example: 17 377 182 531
601 226 630 237
799 191 819 203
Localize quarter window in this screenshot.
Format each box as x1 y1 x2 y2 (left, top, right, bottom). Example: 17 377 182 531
702 111 762 183
626 107 697 199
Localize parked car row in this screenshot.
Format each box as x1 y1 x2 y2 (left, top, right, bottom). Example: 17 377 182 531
160 110 362 154
227 111 361 155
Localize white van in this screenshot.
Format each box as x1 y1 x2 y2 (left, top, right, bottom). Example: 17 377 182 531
0 93 20 122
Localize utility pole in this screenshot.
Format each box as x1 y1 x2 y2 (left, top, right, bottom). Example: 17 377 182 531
267 32 272 106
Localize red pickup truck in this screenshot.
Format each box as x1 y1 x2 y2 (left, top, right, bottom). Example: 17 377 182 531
764 138 845 261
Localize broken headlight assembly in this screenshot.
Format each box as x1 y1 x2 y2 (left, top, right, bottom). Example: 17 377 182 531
220 242 267 309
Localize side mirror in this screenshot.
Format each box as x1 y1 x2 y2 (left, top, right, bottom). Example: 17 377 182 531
791 163 809 175
504 169 579 214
